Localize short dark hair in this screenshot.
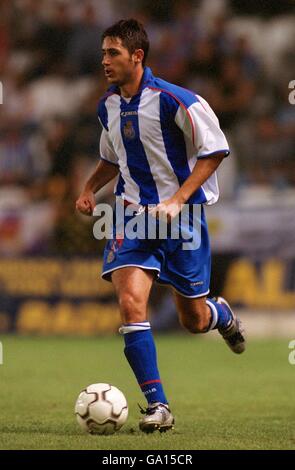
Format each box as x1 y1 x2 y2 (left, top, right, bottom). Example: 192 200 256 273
102 19 149 66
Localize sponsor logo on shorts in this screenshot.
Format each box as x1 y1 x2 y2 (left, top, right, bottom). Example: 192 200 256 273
120 110 138 117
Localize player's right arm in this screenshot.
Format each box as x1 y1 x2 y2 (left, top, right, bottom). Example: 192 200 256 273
75 159 119 216
76 128 119 216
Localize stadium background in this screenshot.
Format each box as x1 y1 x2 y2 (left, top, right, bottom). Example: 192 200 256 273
0 0 294 336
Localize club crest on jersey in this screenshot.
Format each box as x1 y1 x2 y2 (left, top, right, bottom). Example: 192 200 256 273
106 250 115 263
123 120 136 140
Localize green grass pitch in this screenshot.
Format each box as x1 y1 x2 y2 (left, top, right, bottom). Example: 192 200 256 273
0 334 294 450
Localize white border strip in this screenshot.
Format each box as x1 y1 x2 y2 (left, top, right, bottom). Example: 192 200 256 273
156 279 209 298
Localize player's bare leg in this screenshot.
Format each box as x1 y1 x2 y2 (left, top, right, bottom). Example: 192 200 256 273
111 267 175 432
174 292 246 353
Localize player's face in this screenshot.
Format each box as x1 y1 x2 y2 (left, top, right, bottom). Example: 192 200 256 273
101 37 139 86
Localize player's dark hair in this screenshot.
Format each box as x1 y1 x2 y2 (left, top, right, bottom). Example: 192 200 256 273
102 19 149 66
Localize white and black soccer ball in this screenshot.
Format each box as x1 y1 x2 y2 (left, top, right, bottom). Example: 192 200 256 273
75 383 128 435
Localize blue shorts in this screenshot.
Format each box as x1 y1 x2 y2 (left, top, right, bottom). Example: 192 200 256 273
101 204 211 298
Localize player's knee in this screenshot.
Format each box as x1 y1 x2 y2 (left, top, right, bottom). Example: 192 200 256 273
118 292 146 323
180 310 209 334
181 319 207 334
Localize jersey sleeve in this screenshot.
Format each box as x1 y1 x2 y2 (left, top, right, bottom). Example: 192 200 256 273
99 128 119 166
175 95 230 158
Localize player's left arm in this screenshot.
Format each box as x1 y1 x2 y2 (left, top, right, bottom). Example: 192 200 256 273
151 95 229 221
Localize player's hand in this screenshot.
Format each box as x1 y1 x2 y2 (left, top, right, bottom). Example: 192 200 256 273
75 190 96 216
149 198 183 224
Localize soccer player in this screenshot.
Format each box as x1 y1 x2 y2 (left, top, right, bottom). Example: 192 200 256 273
76 19 246 433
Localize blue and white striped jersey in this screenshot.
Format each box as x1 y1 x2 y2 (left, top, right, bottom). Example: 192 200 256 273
97 67 229 206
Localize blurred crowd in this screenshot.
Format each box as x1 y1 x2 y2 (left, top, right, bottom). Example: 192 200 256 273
0 0 294 255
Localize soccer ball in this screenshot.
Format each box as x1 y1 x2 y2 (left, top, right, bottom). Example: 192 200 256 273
75 383 128 435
